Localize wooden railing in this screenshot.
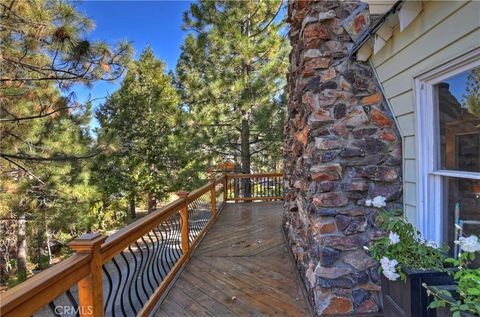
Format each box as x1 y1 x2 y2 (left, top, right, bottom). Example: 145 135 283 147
0 172 282 317
225 173 283 201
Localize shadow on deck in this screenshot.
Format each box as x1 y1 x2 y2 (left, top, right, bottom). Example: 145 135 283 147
156 202 311 317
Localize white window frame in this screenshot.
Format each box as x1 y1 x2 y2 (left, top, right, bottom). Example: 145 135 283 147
415 48 480 245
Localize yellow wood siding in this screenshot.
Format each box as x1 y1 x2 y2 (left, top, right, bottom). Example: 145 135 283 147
370 0 480 226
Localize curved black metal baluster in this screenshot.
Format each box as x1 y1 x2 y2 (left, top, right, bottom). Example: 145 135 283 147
193 201 200 238
168 217 177 269
192 201 199 237
167 216 179 266
173 214 182 260
127 246 140 314
135 241 149 303
150 228 163 285
143 233 155 291
158 223 170 277
192 206 200 241
156 224 170 279
103 265 114 316
188 208 195 243
146 232 160 287
196 199 203 234
205 195 211 225
119 251 135 316
202 201 209 230
66 289 80 317
165 218 176 271
140 237 155 296
172 214 181 261
48 301 61 317
111 257 126 317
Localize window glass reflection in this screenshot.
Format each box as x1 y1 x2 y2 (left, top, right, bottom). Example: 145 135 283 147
436 68 480 172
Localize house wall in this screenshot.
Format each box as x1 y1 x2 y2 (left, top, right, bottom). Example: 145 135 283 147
284 1 403 315
369 0 480 228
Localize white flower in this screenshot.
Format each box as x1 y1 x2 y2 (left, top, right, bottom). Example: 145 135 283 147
372 196 387 208
414 233 425 244
383 269 400 281
380 257 398 271
424 240 438 249
365 199 372 207
389 231 400 245
454 235 480 253
380 257 400 281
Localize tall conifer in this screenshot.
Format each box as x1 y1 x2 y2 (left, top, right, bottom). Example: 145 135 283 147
177 0 289 177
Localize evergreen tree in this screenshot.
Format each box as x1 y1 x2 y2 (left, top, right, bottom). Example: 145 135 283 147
177 0 288 179
95 47 200 217
0 0 132 284
463 68 480 119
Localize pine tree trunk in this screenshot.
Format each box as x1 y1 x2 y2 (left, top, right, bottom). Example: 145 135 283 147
16 214 27 282
147 193 156 213
129 196 136 219
241 114 251 197
45 221 52 265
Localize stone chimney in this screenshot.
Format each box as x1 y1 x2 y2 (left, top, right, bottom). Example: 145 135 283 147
283 1 403 315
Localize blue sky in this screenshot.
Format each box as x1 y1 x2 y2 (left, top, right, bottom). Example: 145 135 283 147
444 71 470 106
72 1 193 129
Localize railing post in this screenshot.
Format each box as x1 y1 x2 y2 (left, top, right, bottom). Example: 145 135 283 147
176 191 190 256
68 233 106 317
210 176 217 218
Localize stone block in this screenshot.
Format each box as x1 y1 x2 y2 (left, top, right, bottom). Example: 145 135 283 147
370 109 393 128
313 192 348 207
343 250 376 271
317 234 367 250
315 137 343 150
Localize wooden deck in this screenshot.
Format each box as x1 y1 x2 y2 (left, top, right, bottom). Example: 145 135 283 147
155 201 311 317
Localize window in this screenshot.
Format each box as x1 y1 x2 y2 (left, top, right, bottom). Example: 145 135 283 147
416 50 480 256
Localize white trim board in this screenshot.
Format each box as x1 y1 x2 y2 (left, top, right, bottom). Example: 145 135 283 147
414 48 480 244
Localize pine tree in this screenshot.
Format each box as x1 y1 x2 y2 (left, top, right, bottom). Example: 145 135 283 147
177 0 289 180
95 47 200 217
463 68 480 118
0 0 132 284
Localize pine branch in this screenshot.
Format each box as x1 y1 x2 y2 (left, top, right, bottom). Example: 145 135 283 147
0 150 103 162
0 106 70 122
1 156 47 185
248 0 283 39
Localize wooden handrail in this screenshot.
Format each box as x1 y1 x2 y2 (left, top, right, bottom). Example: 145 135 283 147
187 174 224 203
101 198 185 262
0 172 281 317
0 253 91 317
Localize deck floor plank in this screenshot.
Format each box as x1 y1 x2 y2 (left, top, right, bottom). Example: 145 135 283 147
156 202 310 317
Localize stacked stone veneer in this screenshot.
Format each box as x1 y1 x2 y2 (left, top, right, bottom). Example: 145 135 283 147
283 1 403 315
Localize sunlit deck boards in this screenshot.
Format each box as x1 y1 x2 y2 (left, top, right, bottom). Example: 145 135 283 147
156 201 311 317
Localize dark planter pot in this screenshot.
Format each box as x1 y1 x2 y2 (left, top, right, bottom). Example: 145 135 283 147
381 267 454 317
